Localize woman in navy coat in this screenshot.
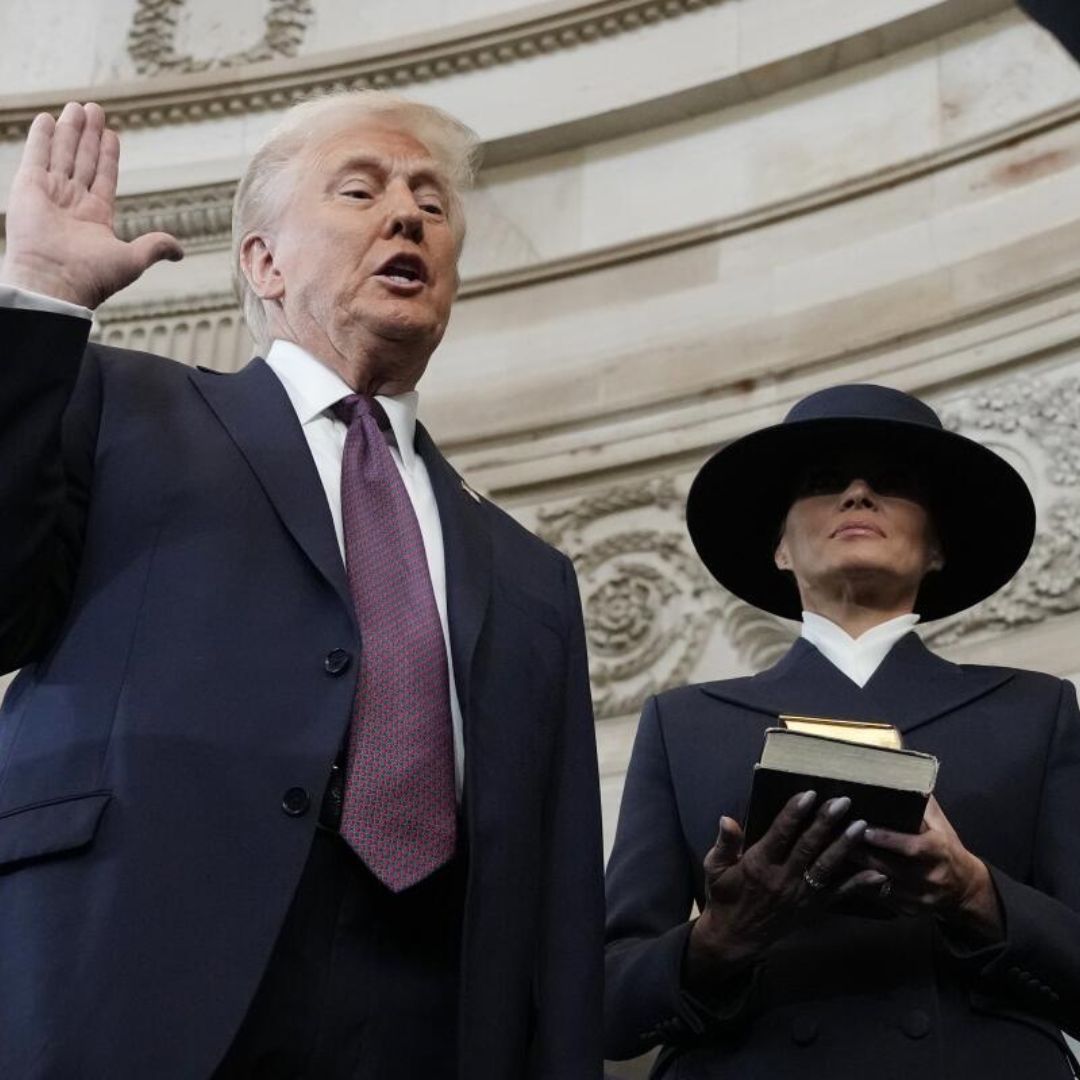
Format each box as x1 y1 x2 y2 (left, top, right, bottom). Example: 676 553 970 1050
604 385 1080 1078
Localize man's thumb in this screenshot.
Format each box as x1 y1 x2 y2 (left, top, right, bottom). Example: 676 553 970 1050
129 231 183 272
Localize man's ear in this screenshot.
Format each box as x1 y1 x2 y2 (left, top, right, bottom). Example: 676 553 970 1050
775 535 792 571
239 233 284 302
926 546 945 574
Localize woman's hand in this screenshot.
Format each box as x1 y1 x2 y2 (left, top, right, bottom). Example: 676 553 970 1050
857 796 1004 943
685 791 883 991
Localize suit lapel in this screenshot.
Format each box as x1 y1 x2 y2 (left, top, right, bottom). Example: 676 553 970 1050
860 632 1014 734
189 359 353 621
700 638 875 721
414 423 492 718
700 633 1015 735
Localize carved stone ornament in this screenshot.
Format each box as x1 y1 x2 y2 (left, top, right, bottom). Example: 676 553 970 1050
534 366 1080 720
922 496 1080 649
127 0 315 76
2 0 721 140
537 477 794 720
922 372 1080 648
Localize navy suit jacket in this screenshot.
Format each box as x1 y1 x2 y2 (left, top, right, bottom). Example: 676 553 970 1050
605 634 1080 1079
0 307 603 1079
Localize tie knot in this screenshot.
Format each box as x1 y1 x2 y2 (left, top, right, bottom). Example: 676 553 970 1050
333 394 392 436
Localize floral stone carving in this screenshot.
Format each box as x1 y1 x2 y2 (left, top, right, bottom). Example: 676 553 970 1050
127 0 315 76
537 477 794 720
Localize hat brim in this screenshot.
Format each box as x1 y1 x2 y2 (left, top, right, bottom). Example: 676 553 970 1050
686 417 1036 621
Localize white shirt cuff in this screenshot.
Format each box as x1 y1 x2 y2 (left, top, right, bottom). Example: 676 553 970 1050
0 284 93 321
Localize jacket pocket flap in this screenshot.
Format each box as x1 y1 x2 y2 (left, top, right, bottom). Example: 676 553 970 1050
0 791 112 869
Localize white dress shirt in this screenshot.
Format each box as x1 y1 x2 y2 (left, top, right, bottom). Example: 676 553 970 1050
0 285 465 795
800 611 921 688
264 340 465 797
0 283 93 319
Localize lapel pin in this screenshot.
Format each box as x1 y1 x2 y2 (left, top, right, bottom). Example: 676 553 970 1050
461 479 483 503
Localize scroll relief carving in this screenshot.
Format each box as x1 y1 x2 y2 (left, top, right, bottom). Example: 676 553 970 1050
924 373 1080 648
536 477 794 721
128 0 315 76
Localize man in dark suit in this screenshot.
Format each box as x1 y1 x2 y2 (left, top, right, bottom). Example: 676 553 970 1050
0 95 603 1079
604 385 1080 1078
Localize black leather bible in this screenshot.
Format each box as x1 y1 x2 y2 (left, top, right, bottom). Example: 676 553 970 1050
743 724 938 847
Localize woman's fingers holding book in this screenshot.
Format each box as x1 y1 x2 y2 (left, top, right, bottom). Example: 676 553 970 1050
703 816 745 875
856 799 1003 939
753 789 822 863
694 795 865 961
831 867 891 905
782 795 853 872
798 817 868 899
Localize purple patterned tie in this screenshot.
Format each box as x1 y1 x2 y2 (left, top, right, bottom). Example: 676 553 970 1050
334 394 456 893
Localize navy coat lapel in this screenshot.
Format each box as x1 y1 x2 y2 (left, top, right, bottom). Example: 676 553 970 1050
189 359 353 621
701 638 873 722
700 633 1014 735
860 632 1014 734
414 423 492 717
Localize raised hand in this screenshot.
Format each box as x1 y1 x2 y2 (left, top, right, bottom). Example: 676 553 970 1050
1 101 182 309
685 792 882 990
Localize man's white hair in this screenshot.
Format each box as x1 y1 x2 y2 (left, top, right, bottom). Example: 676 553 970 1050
231 90 481 353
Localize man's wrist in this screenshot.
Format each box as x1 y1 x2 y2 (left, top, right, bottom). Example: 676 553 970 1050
0 257 90 309
0 279 94 321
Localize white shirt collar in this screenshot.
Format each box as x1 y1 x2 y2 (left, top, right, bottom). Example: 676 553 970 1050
800 611 920 688
264 339 420 472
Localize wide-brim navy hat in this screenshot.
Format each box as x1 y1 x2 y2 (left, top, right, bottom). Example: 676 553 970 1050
685 384 1036 621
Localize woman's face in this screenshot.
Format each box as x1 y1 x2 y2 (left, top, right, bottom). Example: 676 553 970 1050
773 461 943 610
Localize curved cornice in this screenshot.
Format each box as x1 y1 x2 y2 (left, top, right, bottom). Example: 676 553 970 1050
0 0 719 141
23 88 1076 293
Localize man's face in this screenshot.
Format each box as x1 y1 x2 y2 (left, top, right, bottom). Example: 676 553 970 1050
774 457 942 605
255 120 460 378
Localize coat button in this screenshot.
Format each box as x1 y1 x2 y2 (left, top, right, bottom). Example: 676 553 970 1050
324 649 351 676
281 787 311 817
902 1010 931 1039
790 1017 819 1046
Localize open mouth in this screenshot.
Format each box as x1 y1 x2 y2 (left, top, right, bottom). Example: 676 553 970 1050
375 254 428 286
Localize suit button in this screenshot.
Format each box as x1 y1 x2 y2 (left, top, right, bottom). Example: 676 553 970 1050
281 787 311 817
790 1017 818 1046
902 1010 931 1039
324 649 351 676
